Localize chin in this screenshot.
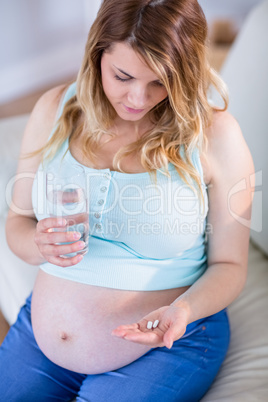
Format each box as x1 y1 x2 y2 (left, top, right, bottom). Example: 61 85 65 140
117 110 147 122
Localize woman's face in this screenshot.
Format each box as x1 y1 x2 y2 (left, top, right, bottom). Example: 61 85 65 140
101 42 168 123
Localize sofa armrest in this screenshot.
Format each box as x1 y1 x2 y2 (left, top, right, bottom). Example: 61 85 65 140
0 114 38 325
0 114 30 218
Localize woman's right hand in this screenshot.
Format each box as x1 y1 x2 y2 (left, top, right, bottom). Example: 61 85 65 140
34 217 85 267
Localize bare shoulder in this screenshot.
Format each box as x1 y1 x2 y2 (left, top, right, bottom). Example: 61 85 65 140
206 109 242 154
202 109 254 185
7 84 68 220
21 84 67 154
15 83 68 177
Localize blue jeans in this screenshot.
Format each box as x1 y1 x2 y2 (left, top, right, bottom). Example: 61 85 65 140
0 293 230 401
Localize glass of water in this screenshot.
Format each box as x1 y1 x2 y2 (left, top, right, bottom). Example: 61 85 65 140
46 163 89 257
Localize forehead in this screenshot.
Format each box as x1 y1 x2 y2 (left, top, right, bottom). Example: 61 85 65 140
102 42 159 80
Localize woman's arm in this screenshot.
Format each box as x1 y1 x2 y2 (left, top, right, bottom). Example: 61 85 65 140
112 111 255 348
172 110 254 322
6 87 63 263
5 84 82 267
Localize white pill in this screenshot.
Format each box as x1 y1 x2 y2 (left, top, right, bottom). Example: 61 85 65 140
153 320 159 328
147 321 153 329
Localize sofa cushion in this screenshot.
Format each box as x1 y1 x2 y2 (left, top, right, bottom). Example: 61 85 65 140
0 216 38 325
202 241 268 401
0 114 30 218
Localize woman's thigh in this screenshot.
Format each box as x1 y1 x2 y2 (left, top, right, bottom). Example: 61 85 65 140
0 294 85 402
78 309 230 402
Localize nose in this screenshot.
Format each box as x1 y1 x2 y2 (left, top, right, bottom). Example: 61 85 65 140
127 83 149 108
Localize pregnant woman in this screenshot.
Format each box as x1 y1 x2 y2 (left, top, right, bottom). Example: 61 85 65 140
0 0 254 401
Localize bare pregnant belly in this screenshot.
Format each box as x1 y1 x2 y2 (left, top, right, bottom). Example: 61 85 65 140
31 270 189 374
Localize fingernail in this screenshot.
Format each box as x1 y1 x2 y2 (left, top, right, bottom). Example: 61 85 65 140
58 218 67 225
78 241 85 249
74 232 81 240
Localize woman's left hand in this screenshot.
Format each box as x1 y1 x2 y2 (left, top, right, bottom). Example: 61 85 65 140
111 304 189 349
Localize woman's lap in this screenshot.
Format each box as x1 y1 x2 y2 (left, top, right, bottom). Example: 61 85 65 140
78 309 230 402
0 293 230 402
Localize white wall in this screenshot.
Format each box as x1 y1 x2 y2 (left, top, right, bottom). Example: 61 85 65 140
199 0 263 29
0 0 101 103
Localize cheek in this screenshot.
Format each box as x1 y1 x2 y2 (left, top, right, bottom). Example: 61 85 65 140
101 75 112 97
103 78 125 100
154 88 168 105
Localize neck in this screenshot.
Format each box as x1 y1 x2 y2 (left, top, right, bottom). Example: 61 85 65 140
113 116 153 139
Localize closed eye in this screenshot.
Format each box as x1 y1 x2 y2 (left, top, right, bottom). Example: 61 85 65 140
152 80 165 87
114 75 131 83
115 75 164 87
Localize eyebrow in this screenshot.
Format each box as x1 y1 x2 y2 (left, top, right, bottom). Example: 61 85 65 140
113 65 134 79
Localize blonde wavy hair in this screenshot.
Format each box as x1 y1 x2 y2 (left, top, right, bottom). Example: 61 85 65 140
33 0 228 209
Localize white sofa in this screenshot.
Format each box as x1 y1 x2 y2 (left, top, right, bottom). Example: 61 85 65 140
0 114 38 325
1 2 268 400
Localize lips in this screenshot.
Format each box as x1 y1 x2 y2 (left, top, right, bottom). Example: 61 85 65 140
123 104 145 114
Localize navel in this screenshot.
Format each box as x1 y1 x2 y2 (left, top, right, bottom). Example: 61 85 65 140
59 331 69 341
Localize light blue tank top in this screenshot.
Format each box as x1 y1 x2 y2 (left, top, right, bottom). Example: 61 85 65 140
32 82 209 291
